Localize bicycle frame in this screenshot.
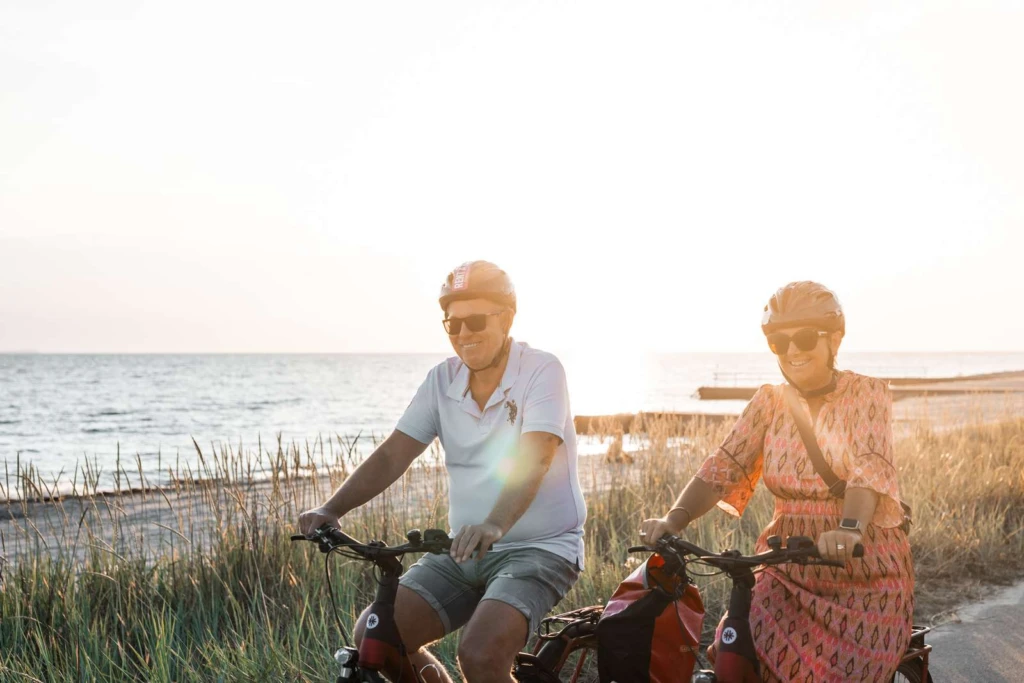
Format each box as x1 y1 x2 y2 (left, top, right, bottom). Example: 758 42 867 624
293 526 449 683
691 536 854 683
699 560 760 683
356 558 422 680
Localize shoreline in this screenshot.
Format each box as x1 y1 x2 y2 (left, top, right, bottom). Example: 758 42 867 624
4 387 1021 506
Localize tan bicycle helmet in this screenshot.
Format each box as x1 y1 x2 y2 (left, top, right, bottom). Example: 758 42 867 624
439 261 517 313
761 281 845 335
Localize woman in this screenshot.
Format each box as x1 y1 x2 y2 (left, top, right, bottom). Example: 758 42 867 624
640 281 914 682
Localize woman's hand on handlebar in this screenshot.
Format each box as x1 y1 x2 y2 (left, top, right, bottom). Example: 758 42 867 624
298 505 342 537
639 514 686 545
817 529 863 565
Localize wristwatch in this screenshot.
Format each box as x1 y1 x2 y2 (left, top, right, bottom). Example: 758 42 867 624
838 518 863 533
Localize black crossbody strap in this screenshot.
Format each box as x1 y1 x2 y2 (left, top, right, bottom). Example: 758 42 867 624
783 385 847 499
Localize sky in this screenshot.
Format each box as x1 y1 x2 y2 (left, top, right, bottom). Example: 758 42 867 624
1 1 1022 355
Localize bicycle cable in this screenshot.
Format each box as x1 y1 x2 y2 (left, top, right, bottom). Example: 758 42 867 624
685 561 726 578
325 548 354 648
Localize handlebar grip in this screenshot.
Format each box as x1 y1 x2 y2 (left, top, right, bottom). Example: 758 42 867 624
317 524 359 546
807 541 865 563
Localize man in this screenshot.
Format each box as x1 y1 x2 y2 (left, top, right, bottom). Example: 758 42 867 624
298 260 586 682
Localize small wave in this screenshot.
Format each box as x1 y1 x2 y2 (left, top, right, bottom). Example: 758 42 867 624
82 427 117 434
93 409 130 417
246 397 303 407
0 419 19 425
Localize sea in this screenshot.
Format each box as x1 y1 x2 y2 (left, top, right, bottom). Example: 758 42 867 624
2 351 1022 495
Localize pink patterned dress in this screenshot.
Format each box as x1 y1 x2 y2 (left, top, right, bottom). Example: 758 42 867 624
695 371 914 682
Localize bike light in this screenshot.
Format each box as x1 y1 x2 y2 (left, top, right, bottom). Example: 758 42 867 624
692 671 717 683
334 647 356 666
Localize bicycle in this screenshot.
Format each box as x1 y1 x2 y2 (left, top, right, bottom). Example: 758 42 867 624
294 527 932 682
291 524 454 682
513 534 932 683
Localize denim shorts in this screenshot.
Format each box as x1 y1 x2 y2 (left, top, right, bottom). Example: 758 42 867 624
399 547 580 636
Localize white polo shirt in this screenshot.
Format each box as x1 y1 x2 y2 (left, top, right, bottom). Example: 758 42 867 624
396 340 586 568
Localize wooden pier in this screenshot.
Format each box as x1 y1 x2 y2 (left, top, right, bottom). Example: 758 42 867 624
696 370 1024 402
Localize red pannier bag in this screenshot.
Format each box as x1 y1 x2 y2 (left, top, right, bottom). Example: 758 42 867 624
597 553 705 682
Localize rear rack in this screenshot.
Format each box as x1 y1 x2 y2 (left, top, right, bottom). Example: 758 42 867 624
901 625 932 679
536 605 602 641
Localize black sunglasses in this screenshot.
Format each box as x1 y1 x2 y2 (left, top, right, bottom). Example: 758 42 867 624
442 312 503 335
766 328 827 355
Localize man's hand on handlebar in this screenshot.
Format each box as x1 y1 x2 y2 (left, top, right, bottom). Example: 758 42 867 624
451 522 504 563
298 505 343 537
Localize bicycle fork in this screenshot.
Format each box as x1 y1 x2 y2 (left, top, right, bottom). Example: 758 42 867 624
349 570 424 681
692 567 760 683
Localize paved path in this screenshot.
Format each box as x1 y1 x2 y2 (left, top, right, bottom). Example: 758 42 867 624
926 580 1024 682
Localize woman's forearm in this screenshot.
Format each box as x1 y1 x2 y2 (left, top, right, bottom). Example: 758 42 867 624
665 476 722 529
841 486 879 529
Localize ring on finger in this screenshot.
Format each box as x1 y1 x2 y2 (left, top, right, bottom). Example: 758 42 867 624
836 543 846 551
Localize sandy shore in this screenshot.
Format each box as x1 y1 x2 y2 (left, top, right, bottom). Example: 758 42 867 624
892 391 1024 431
0 460 457 568
2 389 1020 570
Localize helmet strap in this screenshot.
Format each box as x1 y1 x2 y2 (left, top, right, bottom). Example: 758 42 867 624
468 336 511 374
779 364 838 399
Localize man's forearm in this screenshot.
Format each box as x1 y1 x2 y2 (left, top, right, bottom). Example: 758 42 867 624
484 470 547 534
484 436 558 533
323 442 410 516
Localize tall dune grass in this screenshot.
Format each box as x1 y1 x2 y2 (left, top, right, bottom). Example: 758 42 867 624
1 413 1022 681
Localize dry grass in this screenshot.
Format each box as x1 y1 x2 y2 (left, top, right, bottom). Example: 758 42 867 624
1 410 1022 681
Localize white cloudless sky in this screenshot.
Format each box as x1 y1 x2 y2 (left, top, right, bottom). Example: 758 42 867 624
1 1 1022 354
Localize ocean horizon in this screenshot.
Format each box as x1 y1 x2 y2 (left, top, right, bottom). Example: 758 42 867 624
3 350 1023 493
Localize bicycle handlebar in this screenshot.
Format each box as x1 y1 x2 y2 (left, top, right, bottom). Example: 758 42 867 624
291 525 453 568
628 534 864 571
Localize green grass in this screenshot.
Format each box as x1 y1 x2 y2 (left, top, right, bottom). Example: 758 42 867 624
1 415 1023 681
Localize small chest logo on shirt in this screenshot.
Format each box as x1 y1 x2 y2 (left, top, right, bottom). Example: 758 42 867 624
505 399 518 425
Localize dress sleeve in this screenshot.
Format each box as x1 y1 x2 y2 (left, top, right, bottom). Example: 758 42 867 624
695 384 774 517
846 376 905 528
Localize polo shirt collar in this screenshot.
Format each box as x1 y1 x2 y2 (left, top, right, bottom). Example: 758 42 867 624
444 339 524 410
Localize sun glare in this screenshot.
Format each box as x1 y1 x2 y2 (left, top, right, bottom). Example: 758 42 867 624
560 350 649 417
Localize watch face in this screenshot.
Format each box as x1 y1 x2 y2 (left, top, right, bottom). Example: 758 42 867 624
839 518 861 530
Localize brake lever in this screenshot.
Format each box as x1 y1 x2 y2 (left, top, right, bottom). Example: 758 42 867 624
422 528 454 554
288 531 337 554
